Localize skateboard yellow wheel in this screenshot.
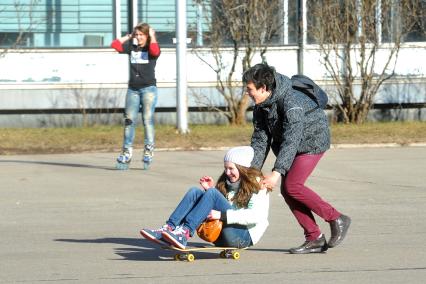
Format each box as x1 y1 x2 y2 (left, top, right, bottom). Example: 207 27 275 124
187 254 195 262
219 251 226 258
174 254 180 261
232 251 240 260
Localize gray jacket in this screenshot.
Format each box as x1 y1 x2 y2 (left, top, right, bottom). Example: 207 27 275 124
250 72 330 176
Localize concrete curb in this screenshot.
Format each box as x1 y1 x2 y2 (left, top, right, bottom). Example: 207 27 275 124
156 142 426 152
330 142 426 148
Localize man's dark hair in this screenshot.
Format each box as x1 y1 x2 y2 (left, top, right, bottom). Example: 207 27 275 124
242 63 276 92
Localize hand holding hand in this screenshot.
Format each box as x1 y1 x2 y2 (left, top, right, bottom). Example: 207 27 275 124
199 176 214 190
207 210 221 220
261 171 281 190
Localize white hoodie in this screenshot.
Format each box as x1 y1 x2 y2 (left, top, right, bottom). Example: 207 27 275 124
225 188 270 245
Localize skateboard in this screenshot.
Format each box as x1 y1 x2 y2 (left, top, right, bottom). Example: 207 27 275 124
162 245 246 262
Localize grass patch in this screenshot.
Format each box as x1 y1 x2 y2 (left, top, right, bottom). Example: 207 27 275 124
330 121 426 145
1 121 425 155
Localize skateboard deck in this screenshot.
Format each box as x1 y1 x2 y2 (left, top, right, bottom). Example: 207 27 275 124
162 245 247 262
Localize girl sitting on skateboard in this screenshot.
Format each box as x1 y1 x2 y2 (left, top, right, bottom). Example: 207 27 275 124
140 146 271 249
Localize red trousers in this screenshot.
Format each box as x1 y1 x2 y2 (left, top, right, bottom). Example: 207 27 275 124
281 153 341 241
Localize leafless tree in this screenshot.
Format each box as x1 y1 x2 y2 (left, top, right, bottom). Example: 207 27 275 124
308 0 425 123
0 0 44 57
193 0 283 125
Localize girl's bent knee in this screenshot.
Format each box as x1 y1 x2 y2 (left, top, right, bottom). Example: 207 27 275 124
124 118 133 126
204 188 219 197
188 187 203 194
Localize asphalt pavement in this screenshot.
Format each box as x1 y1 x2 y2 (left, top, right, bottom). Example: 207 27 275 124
1 146 426 283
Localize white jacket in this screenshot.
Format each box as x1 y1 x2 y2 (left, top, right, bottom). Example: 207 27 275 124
225 188 270 245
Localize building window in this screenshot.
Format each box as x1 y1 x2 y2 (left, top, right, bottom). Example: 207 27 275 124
306 0 426 45
186 0 298 47
0 0 301 49
0 0 116 48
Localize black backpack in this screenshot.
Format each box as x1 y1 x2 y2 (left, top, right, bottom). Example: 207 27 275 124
291 74 328 114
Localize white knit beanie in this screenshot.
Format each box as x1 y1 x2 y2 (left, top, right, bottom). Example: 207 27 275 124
223 146 254 168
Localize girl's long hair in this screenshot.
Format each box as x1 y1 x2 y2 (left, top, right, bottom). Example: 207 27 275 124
216 165 264 208
133 23 151 45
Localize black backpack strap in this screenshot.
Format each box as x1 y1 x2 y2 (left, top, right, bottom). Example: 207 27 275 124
304 105 319 115
291 74 328 114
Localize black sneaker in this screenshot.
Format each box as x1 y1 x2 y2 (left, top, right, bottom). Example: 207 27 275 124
289 234 328 254
328 214 351 248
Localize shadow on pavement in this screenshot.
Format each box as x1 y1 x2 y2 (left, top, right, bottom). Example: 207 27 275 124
0 159 116 171
54 237 221 261
248 248 291 253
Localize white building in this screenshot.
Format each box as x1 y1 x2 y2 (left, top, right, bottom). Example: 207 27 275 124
0 0 425 127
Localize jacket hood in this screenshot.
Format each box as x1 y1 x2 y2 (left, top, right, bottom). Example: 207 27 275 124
257 72 292 108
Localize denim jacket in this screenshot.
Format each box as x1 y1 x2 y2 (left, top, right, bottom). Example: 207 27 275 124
250 73 330 176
